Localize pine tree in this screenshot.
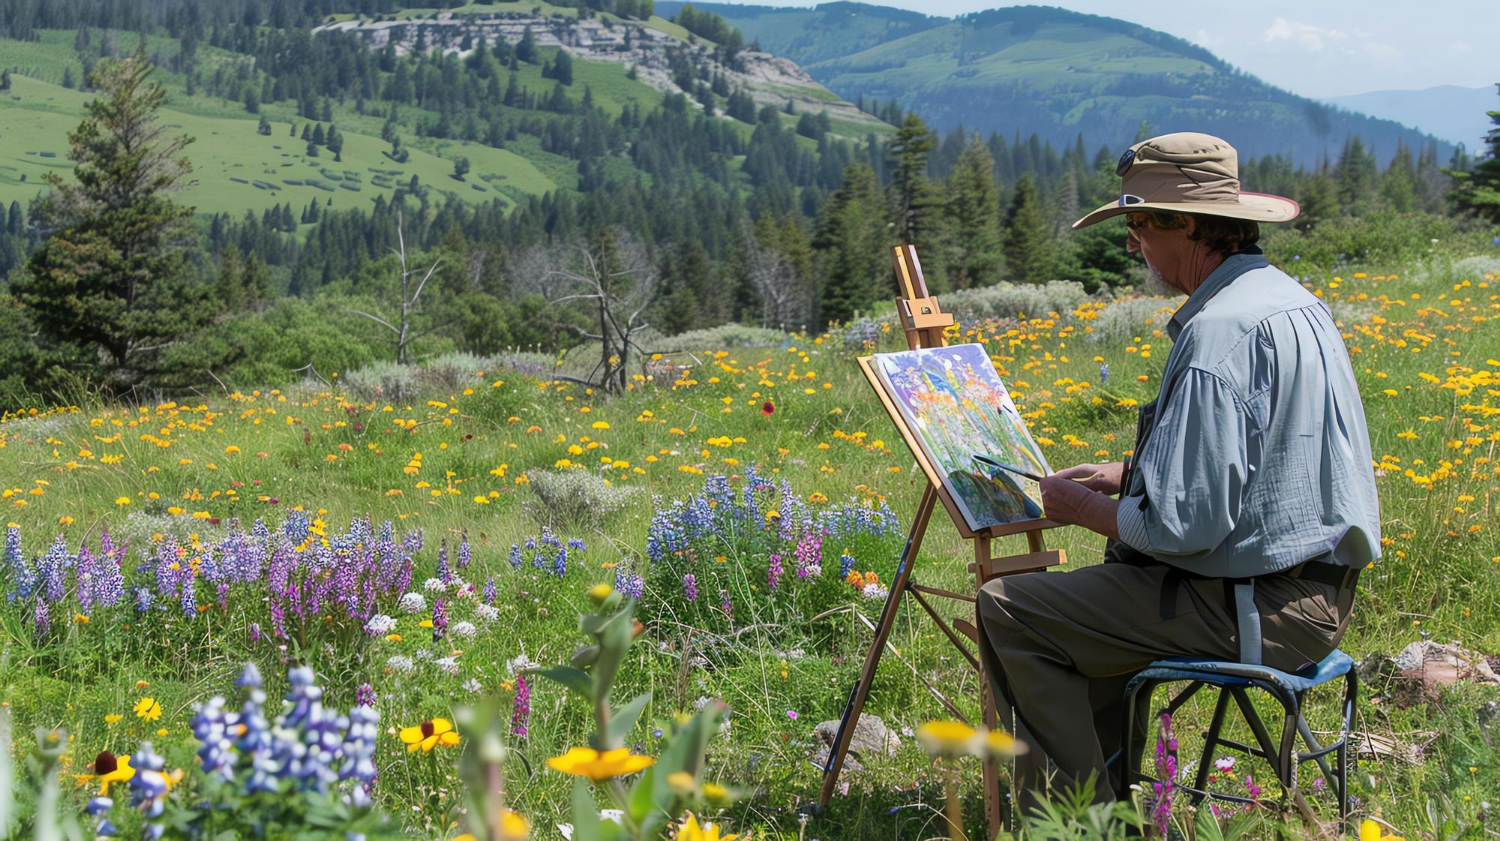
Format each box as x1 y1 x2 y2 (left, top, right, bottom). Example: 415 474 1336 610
815 163 889 323
553 49 574 86
13 49 207 390
887 116 934 238
1380 143 1417 212
1001 174 1056 284
946 139 1003 289
516 27 537 64
1333 136 1378 214
1445 84 1500 223
257 114 272 135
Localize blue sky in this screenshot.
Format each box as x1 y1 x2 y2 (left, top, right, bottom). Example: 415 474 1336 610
707 0 1498 98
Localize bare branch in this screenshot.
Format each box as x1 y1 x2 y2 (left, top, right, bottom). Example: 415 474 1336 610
346 308 400 334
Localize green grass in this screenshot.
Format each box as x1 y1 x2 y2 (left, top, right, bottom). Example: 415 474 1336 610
1 250 1497 838
0 74 557 216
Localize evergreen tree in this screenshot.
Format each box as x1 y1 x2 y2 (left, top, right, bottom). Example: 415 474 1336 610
887 113 946 287
7 200 22 236
1296 171 1339 230
244 86 259 113
815 163 889 323
1001 174 1056 284
1380 143 1417 212
13 50 207 390
1445 84 1500 223
1333 136 1378 214
946 139 1003 289
257 114 272 135
553 49 574 86
516 27 537 64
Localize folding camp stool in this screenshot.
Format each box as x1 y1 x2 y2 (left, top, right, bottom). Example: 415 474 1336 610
1118 649 1357 826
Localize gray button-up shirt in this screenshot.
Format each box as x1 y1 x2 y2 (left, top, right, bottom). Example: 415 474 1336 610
1115 247 1382 577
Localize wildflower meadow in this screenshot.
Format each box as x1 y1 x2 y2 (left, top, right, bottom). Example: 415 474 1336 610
1 249 1498 839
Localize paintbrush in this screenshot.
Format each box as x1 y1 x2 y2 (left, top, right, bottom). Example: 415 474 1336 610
971 453 1045 483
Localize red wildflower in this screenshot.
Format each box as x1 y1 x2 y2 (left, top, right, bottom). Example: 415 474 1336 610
762 401 775 416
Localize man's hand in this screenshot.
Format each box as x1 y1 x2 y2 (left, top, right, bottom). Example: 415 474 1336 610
1048 461 1125 496
1040 474 1120 539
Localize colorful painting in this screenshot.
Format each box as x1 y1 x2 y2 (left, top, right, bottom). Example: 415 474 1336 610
867 343 1052 532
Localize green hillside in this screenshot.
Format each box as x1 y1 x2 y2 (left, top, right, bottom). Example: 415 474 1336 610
0 74 557 216
671 2 1451 167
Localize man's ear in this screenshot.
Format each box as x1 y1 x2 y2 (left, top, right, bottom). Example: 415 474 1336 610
1181 214 1198 237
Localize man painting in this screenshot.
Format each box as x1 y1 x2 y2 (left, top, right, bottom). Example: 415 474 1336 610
976 132 1381 805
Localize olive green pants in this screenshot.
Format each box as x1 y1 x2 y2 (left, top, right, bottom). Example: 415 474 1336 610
976 562 1352 806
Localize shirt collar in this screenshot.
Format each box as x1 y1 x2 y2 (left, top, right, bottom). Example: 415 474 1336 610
1166 246 1269 340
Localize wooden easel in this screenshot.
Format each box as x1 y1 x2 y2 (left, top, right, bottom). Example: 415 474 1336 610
813 245 1066 837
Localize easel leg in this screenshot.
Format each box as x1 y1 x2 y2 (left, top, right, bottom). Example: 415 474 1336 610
976 535 1003 838
816 485 939 810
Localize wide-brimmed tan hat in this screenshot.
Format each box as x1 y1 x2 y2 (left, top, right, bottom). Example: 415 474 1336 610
1072 132 1299 229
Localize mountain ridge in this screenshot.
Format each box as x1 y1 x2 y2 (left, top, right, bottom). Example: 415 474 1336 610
663 1 1453 167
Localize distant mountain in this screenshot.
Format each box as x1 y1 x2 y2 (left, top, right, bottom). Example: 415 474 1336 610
663 2 1451 167
1325 86 1496 150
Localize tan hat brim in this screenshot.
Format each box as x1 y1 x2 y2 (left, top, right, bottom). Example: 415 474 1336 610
1071 191 1300 230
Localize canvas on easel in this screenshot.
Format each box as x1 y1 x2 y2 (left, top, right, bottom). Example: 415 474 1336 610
861 344 1051 534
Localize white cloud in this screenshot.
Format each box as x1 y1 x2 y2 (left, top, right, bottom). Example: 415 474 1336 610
1450 40 1473 53
1262 17 1348 52
1193 28 1223 50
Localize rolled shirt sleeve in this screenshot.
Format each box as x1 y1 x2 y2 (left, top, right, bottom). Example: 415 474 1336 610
1115 367 1253 562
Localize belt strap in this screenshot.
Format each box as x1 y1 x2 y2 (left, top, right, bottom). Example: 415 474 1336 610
1232 580 1262 665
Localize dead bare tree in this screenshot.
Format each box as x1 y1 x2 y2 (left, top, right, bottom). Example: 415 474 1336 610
514 227 661 393
346 210 441 364
743 223 810 331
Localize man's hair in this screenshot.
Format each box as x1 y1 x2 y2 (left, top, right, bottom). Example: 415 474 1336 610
1131 211 1261 255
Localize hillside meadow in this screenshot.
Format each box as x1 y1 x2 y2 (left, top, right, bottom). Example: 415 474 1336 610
1 251 1498 838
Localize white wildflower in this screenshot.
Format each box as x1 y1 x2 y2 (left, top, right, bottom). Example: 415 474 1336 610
422 577 447 593
385 655 415 674
363 614 397 635
462 678 482 693
862 583 889 600
451 620 477 640
474 603 499 622
398 592 426 614
433 656 460 676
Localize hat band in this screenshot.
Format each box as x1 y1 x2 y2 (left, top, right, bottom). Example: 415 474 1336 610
1123 165 1240 206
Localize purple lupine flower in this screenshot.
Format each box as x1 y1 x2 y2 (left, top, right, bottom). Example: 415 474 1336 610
355 683 376 707
4 524 33 604
614 567 644 600
134 587 153 612
511 674 530 738
682 573 698 602
567 537 587 552
249 622 262 643
432 598 448 642
719 589 732 622
76 545 97 616
1152 713 1177 834
437 542 450 583
458 537 471 569
39 535 71 603
127 742 170 840
768 553 784 590
33 597 50 636
793 531 823 579
179 571 197 619
1099 362 1110 385
508 543 522 568
1245 774 1262 803
839 551 854 580
552 547 568 577
94 543 125 609
192 696 236 782
483 576 496 605
341 703 380 807
84 794 117 837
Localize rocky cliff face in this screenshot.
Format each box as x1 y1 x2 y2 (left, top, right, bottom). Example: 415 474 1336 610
315 12 888 135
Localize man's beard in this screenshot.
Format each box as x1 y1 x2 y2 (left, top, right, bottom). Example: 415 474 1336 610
1143 261 1175 296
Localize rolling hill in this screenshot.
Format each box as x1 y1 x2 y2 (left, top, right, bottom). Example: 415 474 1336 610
0 3 886 221
663 2 1452 167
